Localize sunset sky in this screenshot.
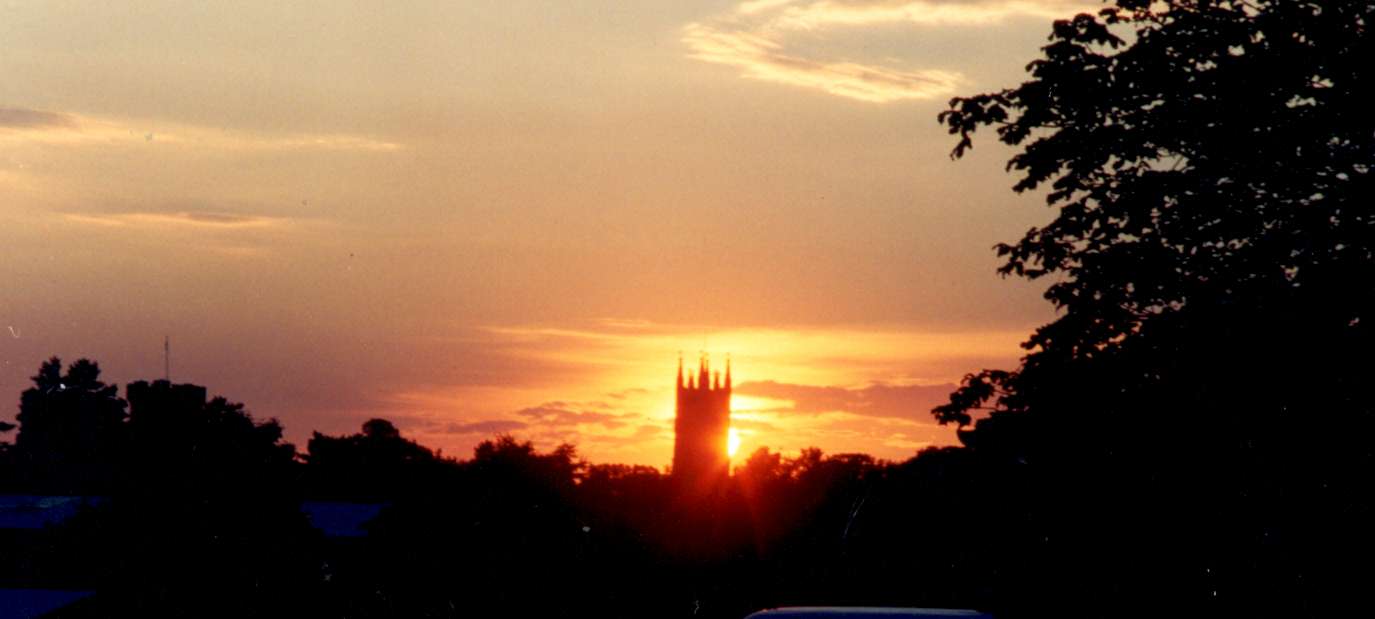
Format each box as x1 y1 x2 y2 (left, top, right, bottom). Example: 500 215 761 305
0 1 1092 466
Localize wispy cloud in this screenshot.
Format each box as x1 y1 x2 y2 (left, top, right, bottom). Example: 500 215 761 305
0 106 76 129
747 1 1095 28
57 209 297 259
480 318 1026 388
683 23 962 103
63 211 288 229
580 423 667 447
516 401 637 430
735 379 955 421
0 105 401 152
443 419 530 435
684 0 1093 102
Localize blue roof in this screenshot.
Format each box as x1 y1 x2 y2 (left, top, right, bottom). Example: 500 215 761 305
0 589 94 619
0 496 99 529
2 496 383 537
301 501 385 538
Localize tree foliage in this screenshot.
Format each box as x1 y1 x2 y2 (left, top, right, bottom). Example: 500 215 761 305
936 0 1375 426
304 418 442 500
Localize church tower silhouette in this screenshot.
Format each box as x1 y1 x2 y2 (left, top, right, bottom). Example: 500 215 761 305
672 353 731 485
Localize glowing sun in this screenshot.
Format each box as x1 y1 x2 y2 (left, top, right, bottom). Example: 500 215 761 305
728 427 742 458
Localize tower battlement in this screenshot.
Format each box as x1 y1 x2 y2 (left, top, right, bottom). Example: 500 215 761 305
672 353 731 485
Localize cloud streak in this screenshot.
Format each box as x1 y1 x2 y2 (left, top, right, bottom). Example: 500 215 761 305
684 0 1093 102
748 0 1096 28
480 319 1027 388
443 420 529 435
516 401 637 430
63 211 288 230
735 379 955 421
0 106 75 129
683 23 962 103
0 105 401 152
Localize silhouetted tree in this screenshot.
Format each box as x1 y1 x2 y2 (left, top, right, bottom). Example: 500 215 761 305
304 418 443 500
580 462 669 531
11 358 127 493
0 421 13 490
65 379 315 618
941 1 1373 353
351 436 593 617
937 1 1375 616
938 0 1375 430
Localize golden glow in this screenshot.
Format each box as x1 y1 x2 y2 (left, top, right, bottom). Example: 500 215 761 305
386 321 1030 465
479 322 1030 390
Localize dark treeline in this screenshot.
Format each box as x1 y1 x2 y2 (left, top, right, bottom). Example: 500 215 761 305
4 336 1369 618
0 360 999 618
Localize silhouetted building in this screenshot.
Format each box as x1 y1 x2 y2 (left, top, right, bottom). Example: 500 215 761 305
672 354 731 487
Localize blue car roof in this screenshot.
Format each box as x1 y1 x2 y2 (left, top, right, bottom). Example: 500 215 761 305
744 608 992 619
